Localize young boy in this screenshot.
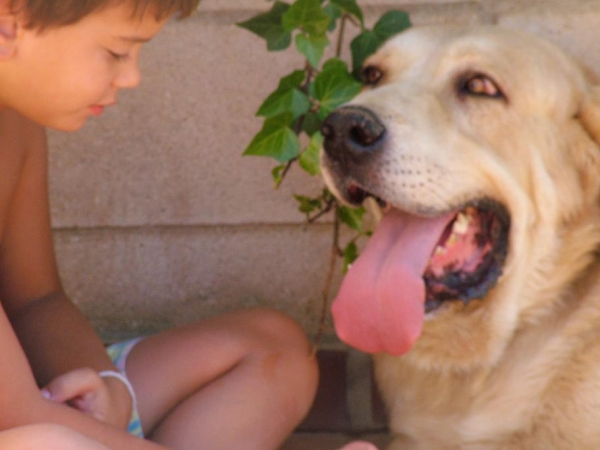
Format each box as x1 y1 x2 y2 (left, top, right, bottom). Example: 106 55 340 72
0 0 319 449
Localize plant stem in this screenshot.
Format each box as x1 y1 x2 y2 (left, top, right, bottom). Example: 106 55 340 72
336 14 347 57
311 204 342 352
307 197 336 223
274 160 294 189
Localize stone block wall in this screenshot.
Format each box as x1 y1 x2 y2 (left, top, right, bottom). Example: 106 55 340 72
49 0 600 346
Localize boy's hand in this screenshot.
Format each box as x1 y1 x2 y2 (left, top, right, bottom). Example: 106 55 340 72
338 442 379 450
41 368 132 429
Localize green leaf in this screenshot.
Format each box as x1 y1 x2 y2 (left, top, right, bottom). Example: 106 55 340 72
321 56 348 73
350 30 379 74
323 3 342 32
349 12 411 75
322 187 335 203
295 194 323 216
343 241 359 273
298 132 323 176
313 58 361 117
282 0 331 36
257 71 310 119
243 113 301 162
278 70 307 91
237 2 292 51
301 111 322 136
330 0 364 26
271 164 286 185
337 205 365 232
373 10 411 42
296 32 329 68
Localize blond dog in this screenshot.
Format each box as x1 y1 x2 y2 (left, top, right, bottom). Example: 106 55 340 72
321 26 600 449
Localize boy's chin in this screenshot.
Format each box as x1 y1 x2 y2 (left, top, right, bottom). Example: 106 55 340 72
46 117 89 132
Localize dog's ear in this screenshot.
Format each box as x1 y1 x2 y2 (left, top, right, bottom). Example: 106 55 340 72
578 85 600 145
573 85 600 201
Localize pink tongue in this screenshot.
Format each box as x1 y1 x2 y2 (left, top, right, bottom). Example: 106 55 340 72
332 209 455 355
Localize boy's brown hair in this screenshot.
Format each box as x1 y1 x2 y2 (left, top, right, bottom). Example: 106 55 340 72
11 0 200 29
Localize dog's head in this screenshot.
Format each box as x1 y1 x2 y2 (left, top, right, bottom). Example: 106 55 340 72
322 26 600 369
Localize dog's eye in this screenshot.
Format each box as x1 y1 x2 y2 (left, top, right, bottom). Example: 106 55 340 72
459 74 504 99
362 65 383 86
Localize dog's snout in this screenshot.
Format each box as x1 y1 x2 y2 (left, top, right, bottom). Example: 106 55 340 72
321 106 386 162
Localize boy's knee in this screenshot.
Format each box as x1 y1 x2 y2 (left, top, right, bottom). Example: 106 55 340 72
246 308 319 408
234 308 317 366
230 308 318 377
255 308 305 335
209 308 319 424
242 308 313 353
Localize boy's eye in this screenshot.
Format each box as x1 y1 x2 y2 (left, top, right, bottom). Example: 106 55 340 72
108 50 130 61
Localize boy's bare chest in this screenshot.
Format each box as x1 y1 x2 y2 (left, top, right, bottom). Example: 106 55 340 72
0 149 26 237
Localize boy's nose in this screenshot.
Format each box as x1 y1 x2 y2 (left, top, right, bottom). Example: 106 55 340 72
114 62 142 89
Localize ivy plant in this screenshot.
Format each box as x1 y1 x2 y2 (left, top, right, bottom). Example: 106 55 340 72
238 0 410 340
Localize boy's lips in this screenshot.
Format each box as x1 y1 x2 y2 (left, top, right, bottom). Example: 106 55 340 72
89 102 115 116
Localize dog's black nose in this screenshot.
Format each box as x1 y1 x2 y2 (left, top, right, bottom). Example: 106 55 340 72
321 106 385 162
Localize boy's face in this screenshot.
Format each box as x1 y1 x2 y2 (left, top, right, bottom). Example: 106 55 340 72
5 2 169 131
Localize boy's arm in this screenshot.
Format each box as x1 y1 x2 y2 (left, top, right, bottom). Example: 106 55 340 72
0 300 166 449
0 114 132 427
13 292 132 429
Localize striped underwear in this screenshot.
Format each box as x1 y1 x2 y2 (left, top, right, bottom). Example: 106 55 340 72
106 337 145 437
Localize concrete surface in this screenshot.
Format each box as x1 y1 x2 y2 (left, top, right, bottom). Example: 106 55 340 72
50 0 600 344
47 1 600 436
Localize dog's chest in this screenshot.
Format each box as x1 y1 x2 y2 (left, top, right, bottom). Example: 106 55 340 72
376 336 561 447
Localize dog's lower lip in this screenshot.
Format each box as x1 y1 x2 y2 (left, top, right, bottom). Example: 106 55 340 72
376 198 390 211
346 183 368 204
345 183 389 210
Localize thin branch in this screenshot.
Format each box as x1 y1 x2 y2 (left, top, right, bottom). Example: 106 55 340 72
336 14 347 57
312 204 342 353
307 198 336 223
345 13 362 29
274 160 295 189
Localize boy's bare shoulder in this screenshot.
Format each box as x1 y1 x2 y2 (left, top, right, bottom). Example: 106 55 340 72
0 110 47 157
0 111 47 187
0 110 47 230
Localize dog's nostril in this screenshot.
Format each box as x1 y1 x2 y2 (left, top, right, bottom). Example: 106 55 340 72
349 120 382 146
322 106 385 161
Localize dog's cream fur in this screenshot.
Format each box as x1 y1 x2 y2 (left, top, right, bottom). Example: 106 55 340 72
323 26 600 449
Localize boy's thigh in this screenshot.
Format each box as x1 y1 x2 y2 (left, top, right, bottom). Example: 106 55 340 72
129 308 309 369
123 308 312 422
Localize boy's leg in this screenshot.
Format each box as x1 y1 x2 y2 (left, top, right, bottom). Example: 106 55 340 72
0 424 109 450
125 308 318 450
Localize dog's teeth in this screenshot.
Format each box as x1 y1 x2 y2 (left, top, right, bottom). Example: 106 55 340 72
434 245 446 256
447 235 458 246
452 211 471 236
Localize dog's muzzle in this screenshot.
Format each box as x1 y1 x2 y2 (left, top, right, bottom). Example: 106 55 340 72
321 105 386 167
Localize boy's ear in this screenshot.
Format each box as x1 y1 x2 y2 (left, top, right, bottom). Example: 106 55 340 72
0 14 18 60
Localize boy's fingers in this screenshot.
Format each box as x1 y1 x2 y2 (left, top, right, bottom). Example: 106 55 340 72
338 442 379 450
42 367 103 403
